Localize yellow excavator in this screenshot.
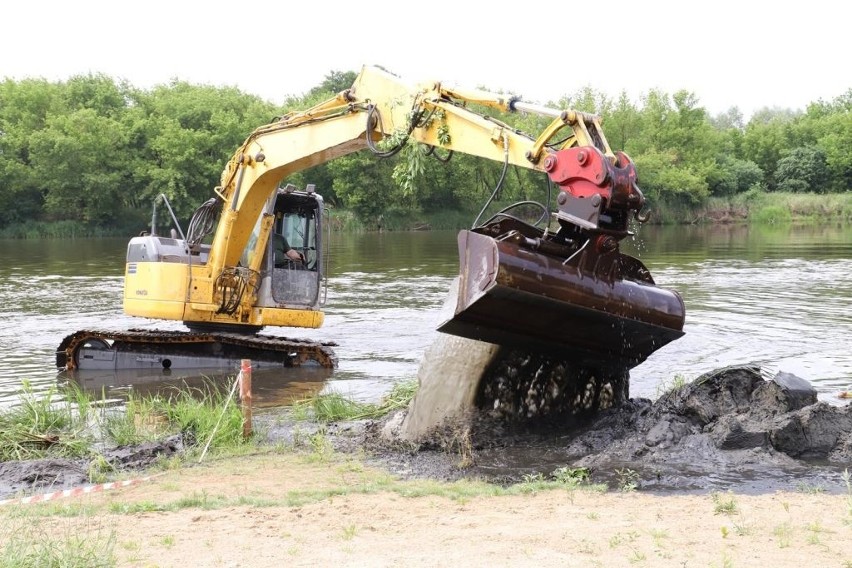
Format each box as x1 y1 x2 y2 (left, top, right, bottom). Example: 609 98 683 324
56 66 685 377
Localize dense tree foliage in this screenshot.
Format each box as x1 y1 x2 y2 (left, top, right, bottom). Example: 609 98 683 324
0 70 849 233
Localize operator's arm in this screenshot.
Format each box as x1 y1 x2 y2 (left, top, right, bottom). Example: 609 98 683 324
274 234 304 264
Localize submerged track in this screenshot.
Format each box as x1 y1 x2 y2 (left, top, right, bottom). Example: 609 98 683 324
56 329 338 370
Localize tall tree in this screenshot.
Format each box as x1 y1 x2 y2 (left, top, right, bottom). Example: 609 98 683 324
0 78 63 226
132 81 276 219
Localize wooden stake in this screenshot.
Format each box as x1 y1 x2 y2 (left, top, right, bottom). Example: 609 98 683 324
239 359 253 439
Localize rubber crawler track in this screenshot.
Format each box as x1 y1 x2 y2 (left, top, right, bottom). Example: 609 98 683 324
56 329 338 370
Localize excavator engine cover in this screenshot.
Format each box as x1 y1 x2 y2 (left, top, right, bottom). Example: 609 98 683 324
437 230 685 368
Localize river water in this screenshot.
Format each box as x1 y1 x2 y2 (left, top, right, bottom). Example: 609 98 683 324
0 223 850 408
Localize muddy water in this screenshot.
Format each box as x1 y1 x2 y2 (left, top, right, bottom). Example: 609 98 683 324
0 224 850 408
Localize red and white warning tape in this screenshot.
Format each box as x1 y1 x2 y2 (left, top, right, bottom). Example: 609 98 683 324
0 473 165 507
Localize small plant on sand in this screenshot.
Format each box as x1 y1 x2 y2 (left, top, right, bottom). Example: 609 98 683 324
341 524 358 541
733 519 754 536
773 522 792 548
522 472 545 483
627 548 646 563
806 521 824 545
712 492 738 516
307 430 334 462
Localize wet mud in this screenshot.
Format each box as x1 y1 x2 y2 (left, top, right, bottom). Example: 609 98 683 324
0 435 185 499
376 364 852 493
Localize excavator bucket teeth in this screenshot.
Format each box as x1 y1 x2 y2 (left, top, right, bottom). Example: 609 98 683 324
437 230 685 369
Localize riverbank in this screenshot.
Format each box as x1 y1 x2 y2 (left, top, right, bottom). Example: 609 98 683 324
3 367 852 567
3 192 850 238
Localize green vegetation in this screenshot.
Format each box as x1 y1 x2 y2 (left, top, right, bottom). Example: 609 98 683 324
0 72 848 237
291 379 418 423
655 373 689 398
615 468 640 492
0 380 248 470
0 514 115 568
19 463 606 517
711 491 739 515
0 381 92 461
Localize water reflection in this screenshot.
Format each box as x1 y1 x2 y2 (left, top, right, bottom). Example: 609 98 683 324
60 366 332 409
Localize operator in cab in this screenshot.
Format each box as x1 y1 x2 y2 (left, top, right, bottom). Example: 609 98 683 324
273 233 305 267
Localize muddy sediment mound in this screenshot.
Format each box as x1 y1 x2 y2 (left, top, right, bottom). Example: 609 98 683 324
0 459 90 498
0 435 186 500
378 365 852 491
566 365 852 467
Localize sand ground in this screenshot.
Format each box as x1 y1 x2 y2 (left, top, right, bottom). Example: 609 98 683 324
3 452 851 567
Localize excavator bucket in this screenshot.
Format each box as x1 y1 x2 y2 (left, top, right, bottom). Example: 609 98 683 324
437 230 685 369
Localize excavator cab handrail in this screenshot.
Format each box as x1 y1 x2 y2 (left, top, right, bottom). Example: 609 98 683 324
150 193 186 241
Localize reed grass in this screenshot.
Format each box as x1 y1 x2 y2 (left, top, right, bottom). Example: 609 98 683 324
292 379 418 423
0 379 248 465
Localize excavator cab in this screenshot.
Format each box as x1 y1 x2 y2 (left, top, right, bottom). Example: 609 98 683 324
253 184 326 312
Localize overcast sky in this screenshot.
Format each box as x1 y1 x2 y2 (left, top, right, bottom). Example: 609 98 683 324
3 0 849 119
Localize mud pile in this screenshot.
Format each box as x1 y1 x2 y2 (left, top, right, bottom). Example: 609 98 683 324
378 365 852 492
0 435 186 499
559 365 852 476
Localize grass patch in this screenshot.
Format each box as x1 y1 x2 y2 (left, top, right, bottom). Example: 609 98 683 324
751 204 793 224
711 491 738 515
0 515 116 567
795 481 826 494
99 380 251 459
0 379 249 474
0 382 93 461
648 191 852 226
773 522 793 548
292 379 418 423
156 383 246 453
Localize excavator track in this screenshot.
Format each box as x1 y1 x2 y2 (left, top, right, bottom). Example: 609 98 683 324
56 329 337 371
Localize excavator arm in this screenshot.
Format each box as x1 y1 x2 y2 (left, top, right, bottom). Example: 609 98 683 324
207 66 644 270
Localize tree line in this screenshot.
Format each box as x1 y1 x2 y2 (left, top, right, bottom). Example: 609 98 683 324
0 71 849 234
